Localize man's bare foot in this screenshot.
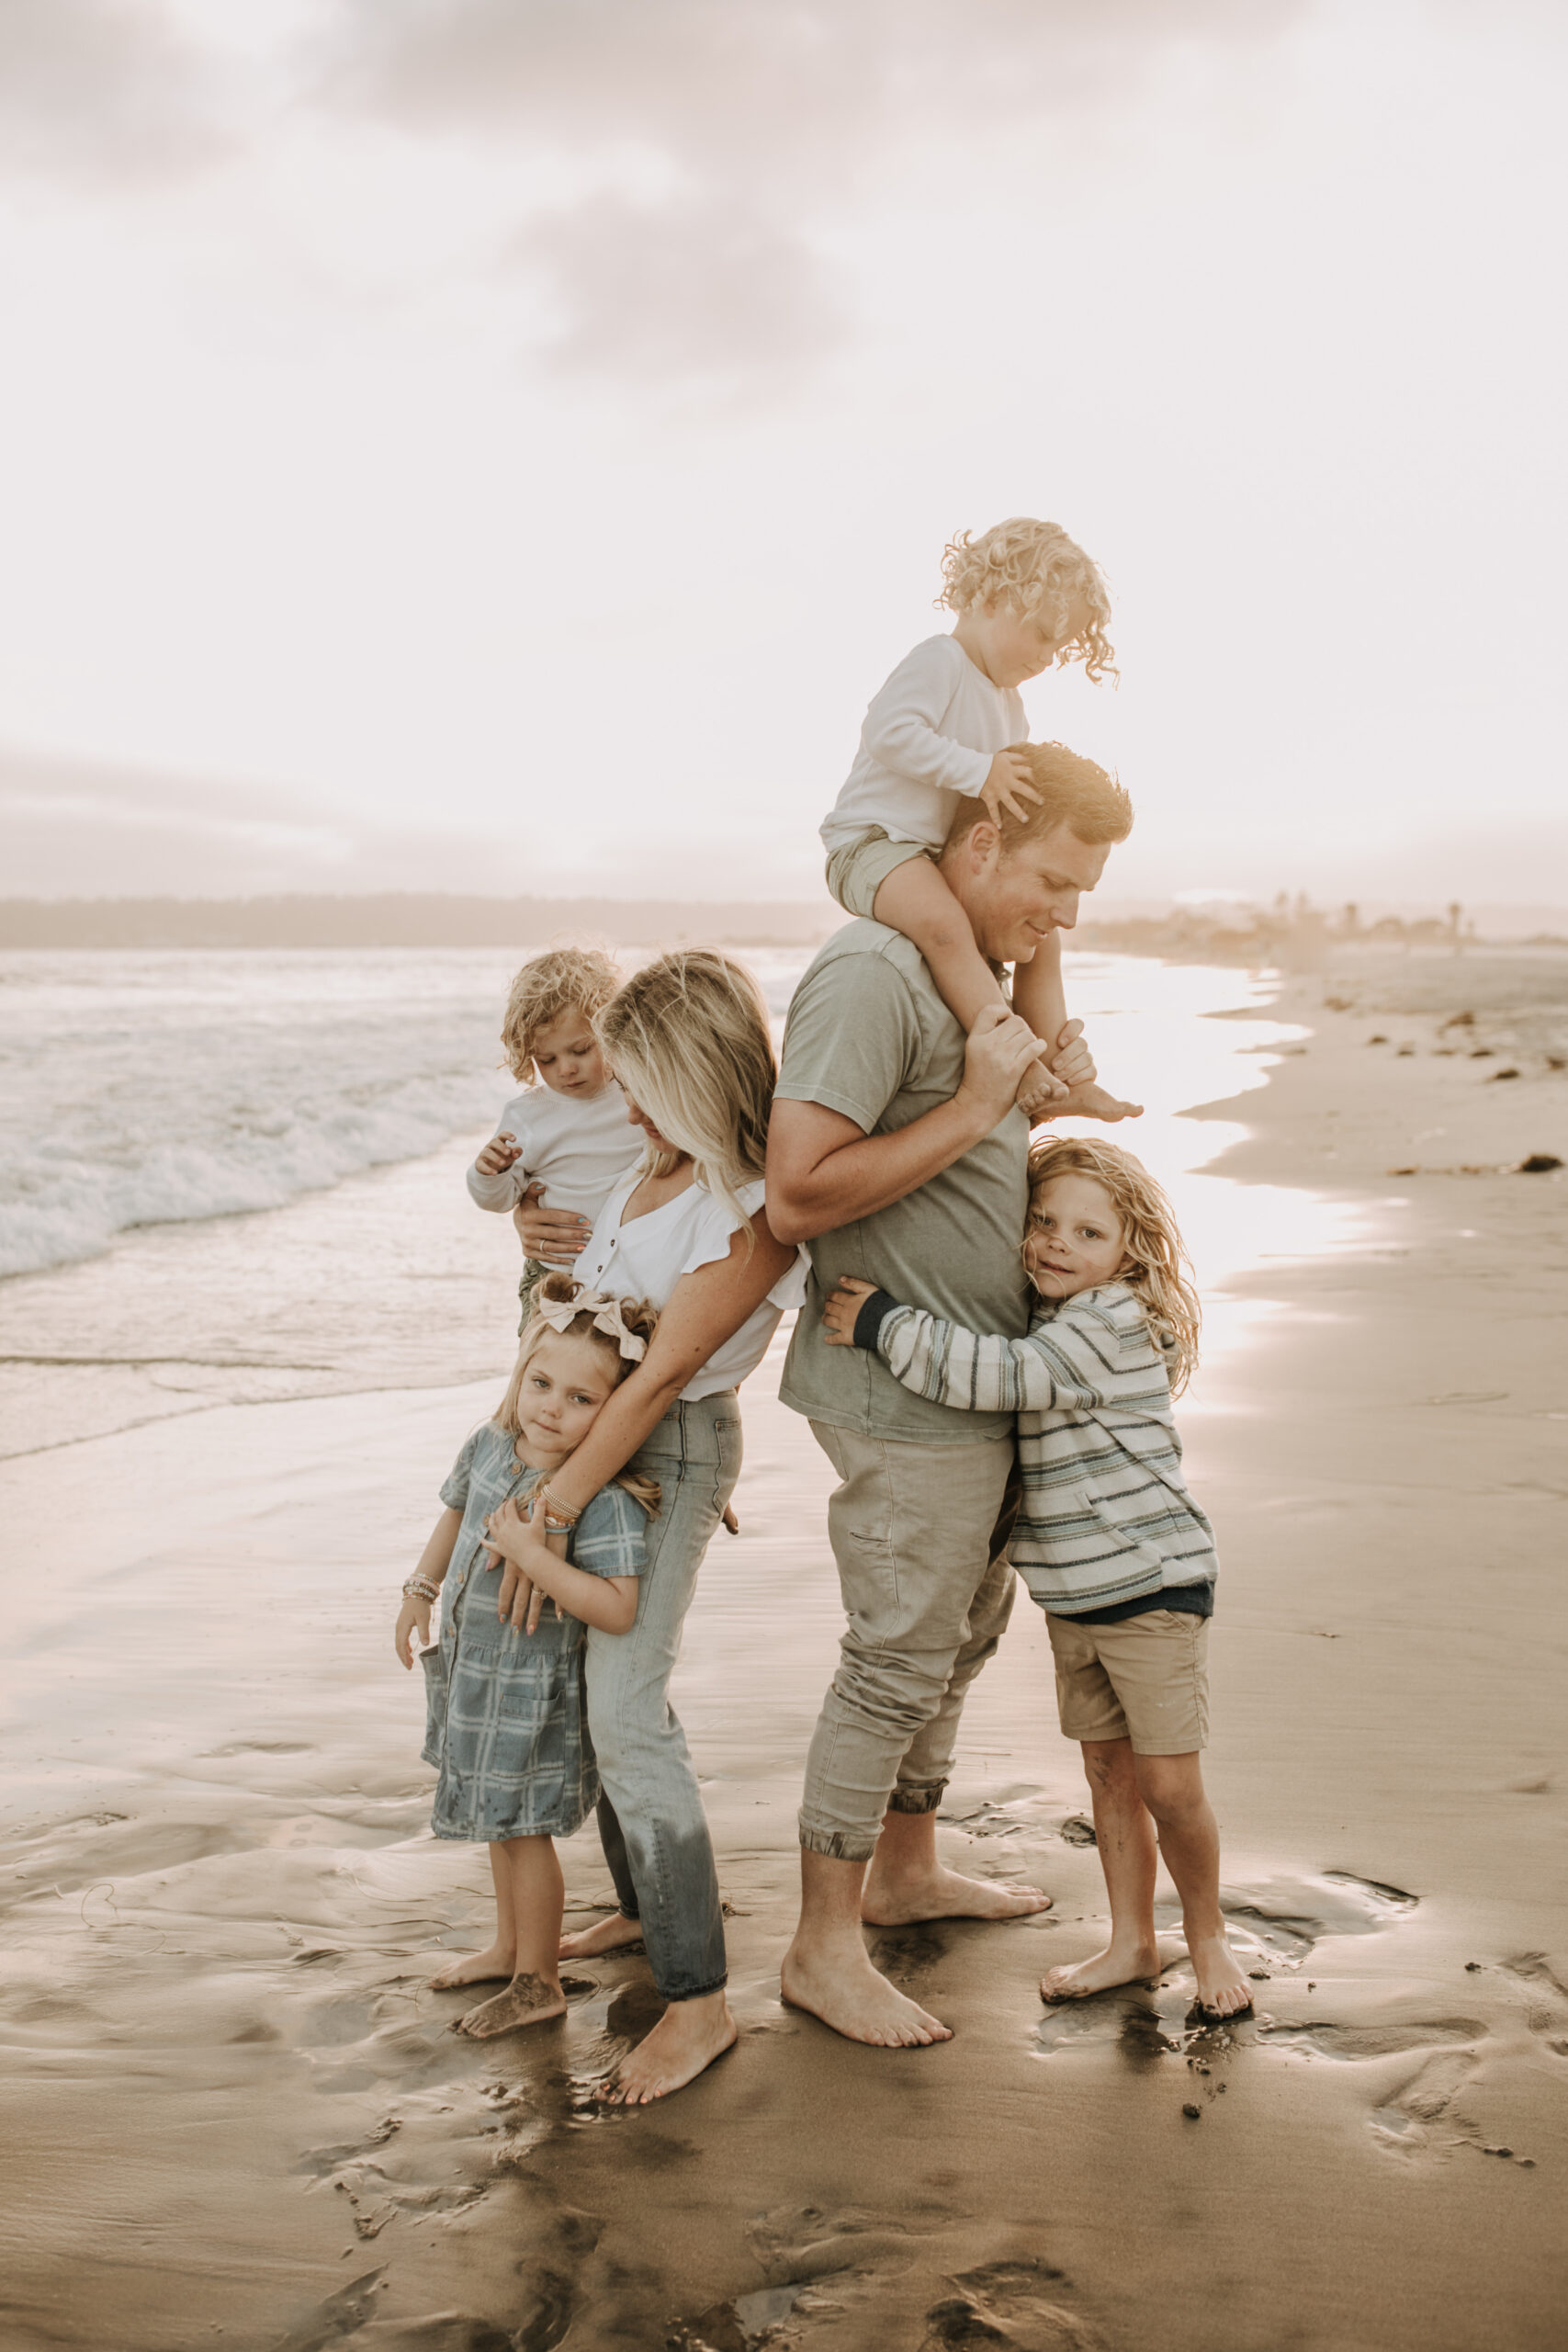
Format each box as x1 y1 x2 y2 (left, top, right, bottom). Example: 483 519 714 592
598 1992 738 2104
1038 1081 1144 1125
861 1861 1052 1928
1041 1936 1165 2003
781 1937 953 2047
558 1913 644 1962
455 1972 566 2037
1186 1932 1255 2018
428 1940 515 1990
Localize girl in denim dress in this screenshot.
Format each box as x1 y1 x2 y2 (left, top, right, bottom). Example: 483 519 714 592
393 1277 659 2039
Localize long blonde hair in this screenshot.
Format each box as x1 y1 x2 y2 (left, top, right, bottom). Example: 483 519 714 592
495 1272 661 1513
1026 1136 1201 1395
596 949 776 1245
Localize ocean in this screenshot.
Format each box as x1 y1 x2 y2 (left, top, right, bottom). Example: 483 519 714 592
0 944 1351 1459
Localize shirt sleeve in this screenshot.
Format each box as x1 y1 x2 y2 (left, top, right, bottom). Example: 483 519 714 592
773 949 922 1132
860 639 994 798
874 1294 1161 1415
438 1425 486 1510
569 1483 649 1578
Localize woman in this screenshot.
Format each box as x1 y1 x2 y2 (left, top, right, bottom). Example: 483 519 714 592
496 948 805 2104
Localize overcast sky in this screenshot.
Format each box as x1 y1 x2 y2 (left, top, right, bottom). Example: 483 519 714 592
1 0 1564 907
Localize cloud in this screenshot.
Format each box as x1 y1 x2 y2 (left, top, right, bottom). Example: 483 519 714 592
321 0 1317 390
0 0 228 182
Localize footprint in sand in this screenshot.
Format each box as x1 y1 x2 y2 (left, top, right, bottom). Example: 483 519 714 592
920 2256 1105 2352
1258 2018 1491 2156
1500 1951 1568 2056
869 1925 949 1985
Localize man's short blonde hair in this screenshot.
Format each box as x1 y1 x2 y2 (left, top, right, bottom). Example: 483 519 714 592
500 945 621 1082
945 741 1133 856
940 517 1115 684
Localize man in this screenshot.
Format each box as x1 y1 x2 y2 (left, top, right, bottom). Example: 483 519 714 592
765 743 1135 2047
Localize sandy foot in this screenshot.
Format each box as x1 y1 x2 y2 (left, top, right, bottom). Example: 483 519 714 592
597 1995 739 2104
1183 1932 1256 2019
781 1942 953 2048
1042 1081 1145 1125
427 1942 515 1991
1041 1937 1168 2004
455 1973 567 2038
559 1913 644 1962
861 1862 1052 1928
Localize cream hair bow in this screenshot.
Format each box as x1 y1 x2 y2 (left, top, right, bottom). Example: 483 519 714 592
535 1283 649 1362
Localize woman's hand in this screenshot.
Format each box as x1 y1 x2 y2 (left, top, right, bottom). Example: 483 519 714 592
486 1496 558 1635
513 1183 591 1268
822 1274 876 1346
394 1593 432 1668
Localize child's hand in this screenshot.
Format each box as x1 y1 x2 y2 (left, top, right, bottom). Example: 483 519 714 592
979 751 1043 828
475 1132 522 1178
823 1274 876 1345
394 1594 431 1669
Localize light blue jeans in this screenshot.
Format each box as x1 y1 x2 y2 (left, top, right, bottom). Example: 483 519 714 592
583 1390 741 2002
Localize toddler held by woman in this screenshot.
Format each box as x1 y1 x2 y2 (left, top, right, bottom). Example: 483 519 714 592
393 1274 660 2039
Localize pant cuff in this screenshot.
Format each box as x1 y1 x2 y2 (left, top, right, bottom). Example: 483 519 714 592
661 1974 728 2003
617 1905 640 1922
886 1779 946 1815
798 1823 880 1862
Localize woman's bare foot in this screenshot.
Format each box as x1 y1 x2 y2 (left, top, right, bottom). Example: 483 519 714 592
598 1992 738 2103
1041 1935 1166 2003
428 1941 515 1991
1186 1932 1255 2018
559 1913 644 1962
861 1860 1051 1928
455 1972 567 2038
1039 1081 1144 1125
781 1936 953 2048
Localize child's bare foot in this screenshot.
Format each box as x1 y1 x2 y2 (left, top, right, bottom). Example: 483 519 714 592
428 1941 515 1990
455 1971 567 2037
1040 1934 1168 2002
1016 1061 1068 1119
1185 1932 1255 2018
559 1913 645 1961
1039 1080 1144 1125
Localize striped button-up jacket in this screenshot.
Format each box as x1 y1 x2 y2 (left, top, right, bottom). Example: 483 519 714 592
873 1280 1218 1614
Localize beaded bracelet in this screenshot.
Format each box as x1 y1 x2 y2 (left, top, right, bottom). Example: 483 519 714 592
534 1484 581 1529
402 1572 441 1603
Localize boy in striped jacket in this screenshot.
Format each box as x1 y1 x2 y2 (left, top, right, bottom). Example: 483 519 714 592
823 1136 1252 2020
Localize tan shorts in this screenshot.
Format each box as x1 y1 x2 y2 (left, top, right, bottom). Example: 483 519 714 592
824 825 934 920
1046 1609 1210 1754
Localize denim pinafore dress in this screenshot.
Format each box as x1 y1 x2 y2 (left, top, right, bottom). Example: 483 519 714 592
421 1422 647 1842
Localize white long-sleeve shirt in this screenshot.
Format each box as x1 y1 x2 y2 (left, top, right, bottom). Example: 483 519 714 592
466 1080 643 1225
819 633 1027 856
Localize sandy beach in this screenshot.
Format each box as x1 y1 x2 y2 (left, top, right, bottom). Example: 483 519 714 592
3 948 1565 2352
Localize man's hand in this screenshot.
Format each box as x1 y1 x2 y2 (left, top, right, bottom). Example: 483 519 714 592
979 750 1043 827
1048 1020 1096 1091
513 1182 591 1267
822 1274 876 1345
475 1131 522 1179
956 1005 1044 1134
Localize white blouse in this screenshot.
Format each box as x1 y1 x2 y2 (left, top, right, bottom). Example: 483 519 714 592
578 1172 808 1403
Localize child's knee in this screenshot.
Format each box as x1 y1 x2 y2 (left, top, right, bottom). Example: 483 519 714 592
1134 1751 1205 1819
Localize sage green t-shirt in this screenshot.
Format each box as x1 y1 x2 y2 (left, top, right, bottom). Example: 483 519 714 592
775 920 1030 1442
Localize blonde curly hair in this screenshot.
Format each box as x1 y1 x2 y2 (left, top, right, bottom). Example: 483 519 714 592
500 946 621 1083
1025 1136 1201 1394
497 1272 661 1514
940 518 1115 684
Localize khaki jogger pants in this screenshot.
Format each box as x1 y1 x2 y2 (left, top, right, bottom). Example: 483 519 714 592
798 1420 1019 1862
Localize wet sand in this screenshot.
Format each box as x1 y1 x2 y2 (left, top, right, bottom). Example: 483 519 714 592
3 952 1566 2352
